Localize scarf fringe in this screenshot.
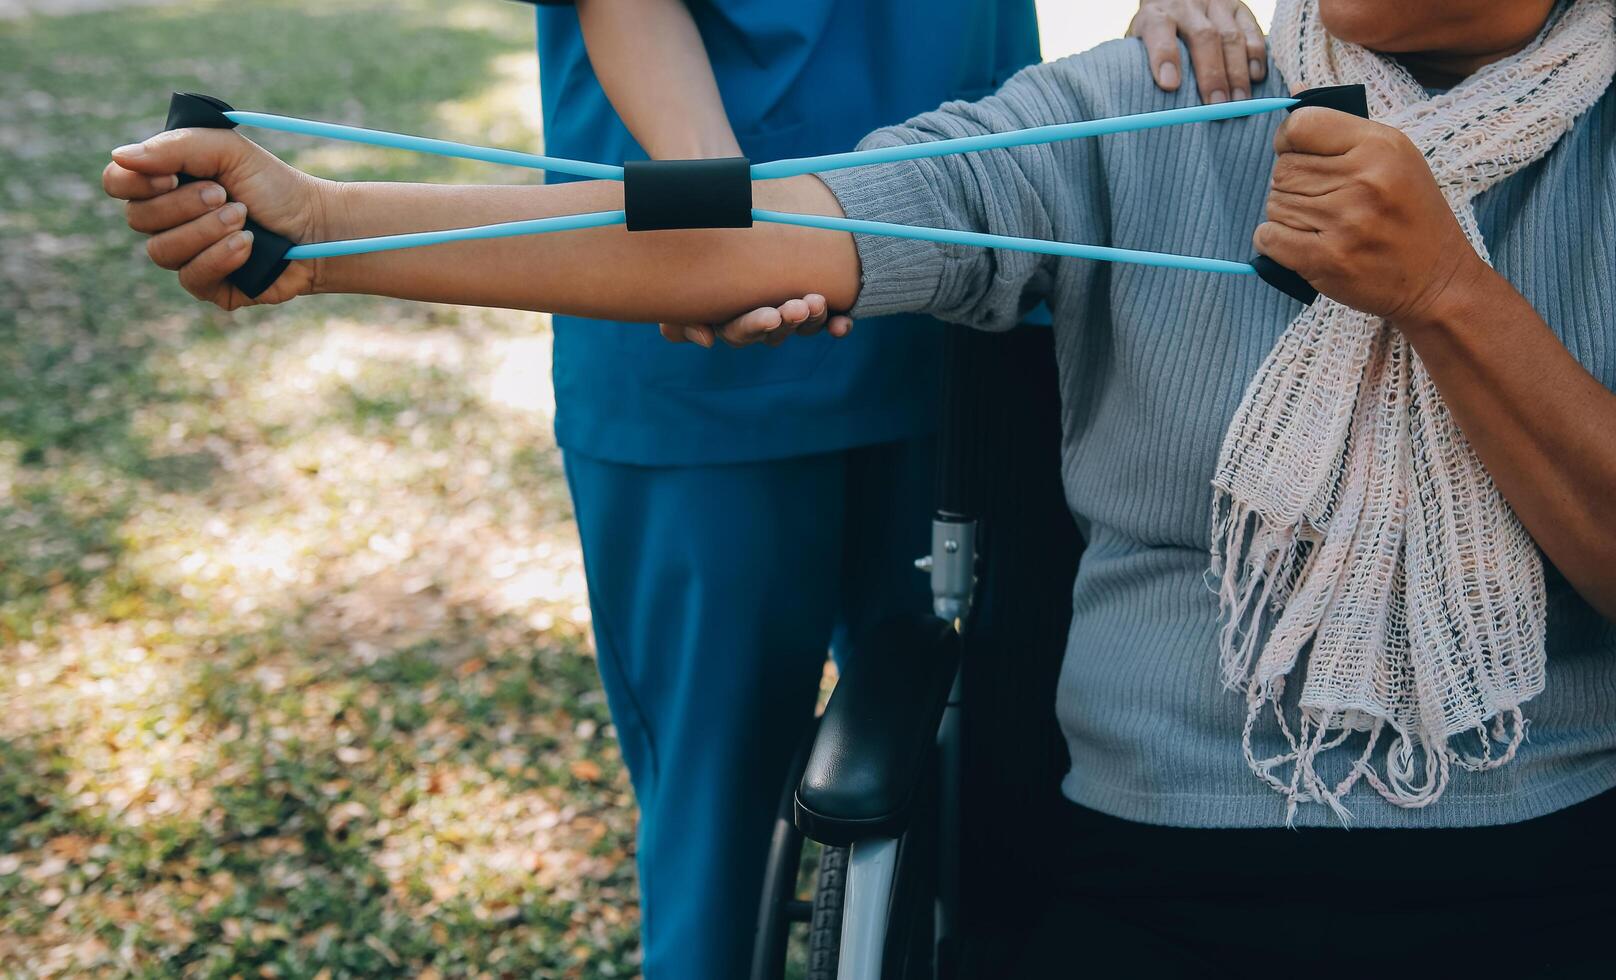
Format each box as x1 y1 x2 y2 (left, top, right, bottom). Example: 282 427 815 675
1213 488 1535 817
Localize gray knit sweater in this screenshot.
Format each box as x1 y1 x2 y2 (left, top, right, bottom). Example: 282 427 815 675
819 40 1616 827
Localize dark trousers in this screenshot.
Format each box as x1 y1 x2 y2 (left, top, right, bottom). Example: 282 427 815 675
1015 790 1616 976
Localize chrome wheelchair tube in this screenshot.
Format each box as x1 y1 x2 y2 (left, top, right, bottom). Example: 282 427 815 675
936 665 964 957
839 837 900 979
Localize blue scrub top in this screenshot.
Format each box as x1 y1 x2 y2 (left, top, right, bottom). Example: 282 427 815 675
534 0 1041 466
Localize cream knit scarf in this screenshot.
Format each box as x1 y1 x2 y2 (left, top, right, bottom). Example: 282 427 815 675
1211 0 1616 819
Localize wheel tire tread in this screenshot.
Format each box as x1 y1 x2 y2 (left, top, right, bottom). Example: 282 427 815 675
805 845 849 980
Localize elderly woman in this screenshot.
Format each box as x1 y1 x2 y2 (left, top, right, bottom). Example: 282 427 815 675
106 0 1614 969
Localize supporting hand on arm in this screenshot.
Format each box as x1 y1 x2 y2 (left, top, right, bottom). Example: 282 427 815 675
573 0 852 347
1129 0 1268 102
103 127 860 324
1256 107 1616 619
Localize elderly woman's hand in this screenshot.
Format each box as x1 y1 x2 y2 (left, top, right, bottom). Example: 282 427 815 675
1254 107 1487 326
103 127 328 310
1128 0 1268 103
659 294 852 348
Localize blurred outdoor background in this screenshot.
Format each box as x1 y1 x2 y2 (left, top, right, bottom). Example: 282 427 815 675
0 0 1271 976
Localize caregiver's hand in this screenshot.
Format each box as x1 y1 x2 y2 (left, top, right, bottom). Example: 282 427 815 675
1254 107 1485 324
660 295 852 348
1129 0 1268 103
103 128 330 309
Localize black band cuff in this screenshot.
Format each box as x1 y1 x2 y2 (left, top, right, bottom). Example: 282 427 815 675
623 157 752 232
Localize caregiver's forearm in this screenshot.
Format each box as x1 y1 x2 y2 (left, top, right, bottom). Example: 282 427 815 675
312 175 859 321
576 0 741 159
1397 264 1616 619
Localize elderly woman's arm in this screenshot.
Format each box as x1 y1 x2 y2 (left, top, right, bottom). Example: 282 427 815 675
103 127 858 321
1257 107 1616 620
1397 261 1616 619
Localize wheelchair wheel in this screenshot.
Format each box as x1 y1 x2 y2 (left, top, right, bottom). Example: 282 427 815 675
806 844 848 979
751 729 940 980
752 724 834 980
813 760 940 980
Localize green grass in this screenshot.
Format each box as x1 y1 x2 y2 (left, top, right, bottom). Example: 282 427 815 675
0 2 644 975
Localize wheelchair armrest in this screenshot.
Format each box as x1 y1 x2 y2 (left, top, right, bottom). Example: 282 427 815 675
794 613 960 847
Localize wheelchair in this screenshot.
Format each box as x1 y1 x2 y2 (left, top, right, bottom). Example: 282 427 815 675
750 323 1082 979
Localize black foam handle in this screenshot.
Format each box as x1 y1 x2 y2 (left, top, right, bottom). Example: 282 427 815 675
1252 84 1370 305
623 157 752 232
164 92 296 298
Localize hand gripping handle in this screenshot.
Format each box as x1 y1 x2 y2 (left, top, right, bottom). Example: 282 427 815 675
163 93 297 298
1251 84 1370 305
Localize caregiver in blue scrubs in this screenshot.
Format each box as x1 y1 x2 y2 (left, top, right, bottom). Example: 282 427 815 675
525 2 1038 976
521 1 1263 974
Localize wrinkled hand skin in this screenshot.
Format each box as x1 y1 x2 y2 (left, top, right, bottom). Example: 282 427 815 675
103 128 332 310
1128 0 1268 103
1254 107 1486 326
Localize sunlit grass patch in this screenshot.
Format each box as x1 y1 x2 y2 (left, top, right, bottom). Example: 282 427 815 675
1 1 640 975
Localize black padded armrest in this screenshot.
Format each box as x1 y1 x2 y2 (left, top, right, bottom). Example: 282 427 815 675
794 614 960 846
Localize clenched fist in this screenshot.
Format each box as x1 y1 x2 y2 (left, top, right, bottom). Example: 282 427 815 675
1254 107 1486 324
103 128 333 309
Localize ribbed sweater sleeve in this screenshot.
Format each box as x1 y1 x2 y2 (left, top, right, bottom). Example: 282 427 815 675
818 56 1110 330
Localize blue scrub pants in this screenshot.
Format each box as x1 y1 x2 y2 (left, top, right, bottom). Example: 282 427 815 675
563 438 934 979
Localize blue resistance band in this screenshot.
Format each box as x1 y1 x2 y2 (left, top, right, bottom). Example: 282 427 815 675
161 87 1368 302
224 111 625 180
